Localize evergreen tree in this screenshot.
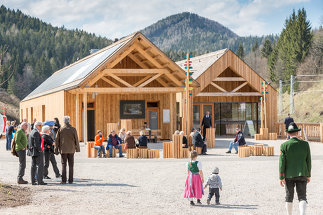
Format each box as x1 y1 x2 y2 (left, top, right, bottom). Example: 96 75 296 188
252 40 259 52
261 39 273 58
237 43 245 59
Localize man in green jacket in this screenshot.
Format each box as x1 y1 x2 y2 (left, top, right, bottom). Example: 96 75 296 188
15 122 28 184
279 122 311 215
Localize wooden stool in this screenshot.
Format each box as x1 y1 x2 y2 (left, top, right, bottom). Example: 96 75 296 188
173 135 183 158
254 146 263 156
260 128 269 140
148 149 160 159
269 133 277 140
138 148 148 158
238 146 250 157
106 148 116 158
163 142 173 158
194 147 202 155
180 148 190 158
264 146 274 156
127 148 138 159
254 134 263 140
206 128 215 148
255 144 264 154
248 145 254 156
90 148 97 158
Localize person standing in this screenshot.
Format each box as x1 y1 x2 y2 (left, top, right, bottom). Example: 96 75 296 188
15 122 29 184
204 167 222 205
28 121 47 185
53 118 61 141
31 118 37 130
279 122 311 215
201 111 212 141
6 121 15 151
55 116 80 184
42 125 61 179
22 118 31 136
284 114 294 140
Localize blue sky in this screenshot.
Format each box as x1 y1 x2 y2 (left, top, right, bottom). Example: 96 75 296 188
2 0 322 39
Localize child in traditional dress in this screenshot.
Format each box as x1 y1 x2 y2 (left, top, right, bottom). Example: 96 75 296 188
204 167 222 205
184 151 204 206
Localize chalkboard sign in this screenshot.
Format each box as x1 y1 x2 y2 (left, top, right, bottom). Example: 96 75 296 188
243 120 255 137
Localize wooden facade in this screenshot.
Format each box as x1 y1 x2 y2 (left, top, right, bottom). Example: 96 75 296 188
20 33 277 142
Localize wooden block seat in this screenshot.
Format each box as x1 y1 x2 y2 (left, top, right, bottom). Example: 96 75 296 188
206 128 215 148
254 145 263 156
163 142 173 158
148 149 160 159
138 148 148 158
127 148 138 159
269 133 277 140
238 146 250 157
264 146 274 156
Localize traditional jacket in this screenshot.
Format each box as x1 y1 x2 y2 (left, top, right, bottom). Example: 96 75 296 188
188 161 200 174
279 137 311 180
15 128 28 151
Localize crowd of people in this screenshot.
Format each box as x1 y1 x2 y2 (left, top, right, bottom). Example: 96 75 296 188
12 116 80 185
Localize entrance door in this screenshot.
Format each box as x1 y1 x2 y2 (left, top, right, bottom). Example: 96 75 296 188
192 103 214 130
87 110 95 141
148 109 159 130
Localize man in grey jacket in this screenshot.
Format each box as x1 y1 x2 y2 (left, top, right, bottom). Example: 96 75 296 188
28 121 47 185
204 167 222 205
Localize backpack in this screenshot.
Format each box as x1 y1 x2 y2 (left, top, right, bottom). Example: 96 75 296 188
11 133 19 157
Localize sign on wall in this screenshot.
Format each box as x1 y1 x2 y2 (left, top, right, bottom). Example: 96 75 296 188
243 120 255 137
163 109 170 123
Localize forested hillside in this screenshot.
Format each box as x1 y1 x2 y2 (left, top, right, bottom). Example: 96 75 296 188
0 5 112 99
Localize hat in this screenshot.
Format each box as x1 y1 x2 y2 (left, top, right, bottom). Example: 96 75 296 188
212 167 219 174
287 122 301 133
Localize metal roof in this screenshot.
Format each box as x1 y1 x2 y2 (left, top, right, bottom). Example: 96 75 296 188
22 34 135 101
176 49 228 80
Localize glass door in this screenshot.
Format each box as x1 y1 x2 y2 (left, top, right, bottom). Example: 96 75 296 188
193 105 200 130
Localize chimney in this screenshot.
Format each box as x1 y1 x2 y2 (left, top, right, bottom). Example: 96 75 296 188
114 38 119 43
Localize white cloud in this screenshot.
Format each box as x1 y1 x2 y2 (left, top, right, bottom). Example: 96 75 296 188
1 0 313 38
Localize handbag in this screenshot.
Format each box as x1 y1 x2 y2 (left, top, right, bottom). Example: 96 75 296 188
11 133 18 157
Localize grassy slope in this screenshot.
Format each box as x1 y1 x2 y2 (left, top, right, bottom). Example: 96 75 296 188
279 82 323 123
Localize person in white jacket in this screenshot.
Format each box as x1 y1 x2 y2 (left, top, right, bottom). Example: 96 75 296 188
204 167 222 205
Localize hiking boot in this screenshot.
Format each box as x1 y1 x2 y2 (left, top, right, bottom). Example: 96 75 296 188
60 181 66 184
44 176 51 179
38 182 47 185
119 155 124 158
235 151 238 154
197 199 202 205
32 182 38 185
207 199 211 205
225 151 231 154
17 179 28 184
190 201 195 206
216 202 220 205
56 174 61 178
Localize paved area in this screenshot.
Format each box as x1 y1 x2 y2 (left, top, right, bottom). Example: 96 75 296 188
0 137 322 215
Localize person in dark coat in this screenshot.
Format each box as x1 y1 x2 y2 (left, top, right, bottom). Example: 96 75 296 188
42 125 60 179
284 114 294 140
193 128 207 155
55 116 80 184
106 130 124 157
226 128 246 154
138 131 148 148
124 131 136 149
53 117 61 141
5 121 15 151
201 111 212 141
180 131 188 148
28 121 47 185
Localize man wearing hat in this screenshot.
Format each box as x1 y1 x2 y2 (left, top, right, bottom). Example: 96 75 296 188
279 122 311 215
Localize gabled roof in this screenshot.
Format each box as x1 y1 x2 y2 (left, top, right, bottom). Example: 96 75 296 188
22 33 136 101
176 49 228 80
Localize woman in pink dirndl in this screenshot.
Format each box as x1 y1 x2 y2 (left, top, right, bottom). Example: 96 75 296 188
184 150 204 206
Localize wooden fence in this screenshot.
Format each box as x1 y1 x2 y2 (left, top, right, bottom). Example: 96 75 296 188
276 122 323 142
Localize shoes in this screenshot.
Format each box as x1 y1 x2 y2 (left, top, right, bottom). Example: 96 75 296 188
17 179 28 184
119 155 124 158
32 182 37 185
202 153 207 155
235 151 238 154
68 182 73 184
44 176 51 179
225 151 231 153
190 201 195 206
207 199 210 205
216 202 220 205
38 182 47 185
197 199 202 205
56 174 61 178
60 182 66 184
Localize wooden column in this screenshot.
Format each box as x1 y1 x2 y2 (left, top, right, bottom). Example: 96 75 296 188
320 123 323 143
170 93 174 136
75 93 80 140
83 93 88 143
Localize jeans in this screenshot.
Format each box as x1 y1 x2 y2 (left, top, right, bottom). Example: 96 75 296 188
94 145 106 157
6 135 12 150
17 150 26 180
228 142 239 152
208 188 220 203
44 150 60 177
285 176 307 202
31 152 44 184
61 153 74 183
108 145 122 157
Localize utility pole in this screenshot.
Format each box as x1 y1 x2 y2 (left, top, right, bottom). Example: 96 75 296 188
290 75 294 114
279 80 283 115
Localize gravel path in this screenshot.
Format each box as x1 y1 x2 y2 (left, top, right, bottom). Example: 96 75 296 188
0 138 322 215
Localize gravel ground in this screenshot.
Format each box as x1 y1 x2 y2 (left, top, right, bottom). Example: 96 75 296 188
0 137 322 215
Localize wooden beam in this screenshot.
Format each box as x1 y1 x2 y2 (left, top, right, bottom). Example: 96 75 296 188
83 93 88 143
214 77 245 81
75 93 80 140
128 53 149 69
108 73 133 87
107 45 135 69
155 77 168 87
88 72 105 86
134 43 163 68
70 87 184 94
133 75 152 87
210 82 227 92
231 82 248 92
138 73 163 88
164 73 183 87
170 93 174 135
197 92 262 97
105 69 167 74
101 76 120 88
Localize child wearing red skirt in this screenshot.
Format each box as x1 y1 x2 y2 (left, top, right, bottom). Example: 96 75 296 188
184 151 204 206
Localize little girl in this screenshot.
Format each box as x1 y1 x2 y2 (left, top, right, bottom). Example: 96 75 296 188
184 151 204 206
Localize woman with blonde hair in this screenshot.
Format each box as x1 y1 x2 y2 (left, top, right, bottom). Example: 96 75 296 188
119 128 126 144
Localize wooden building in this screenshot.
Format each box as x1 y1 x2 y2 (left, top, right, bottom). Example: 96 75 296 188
20 32 277 142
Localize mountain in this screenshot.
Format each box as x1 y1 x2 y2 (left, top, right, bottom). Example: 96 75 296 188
141 12 277 61
0 5 112 100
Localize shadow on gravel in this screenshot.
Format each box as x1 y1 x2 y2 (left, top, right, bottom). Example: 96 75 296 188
195 204 258 210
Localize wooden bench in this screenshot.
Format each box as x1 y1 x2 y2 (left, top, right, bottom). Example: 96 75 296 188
163 142 173 158
263 146 274 156
269 133 277 140
206 128 215 148
238 146 250 158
